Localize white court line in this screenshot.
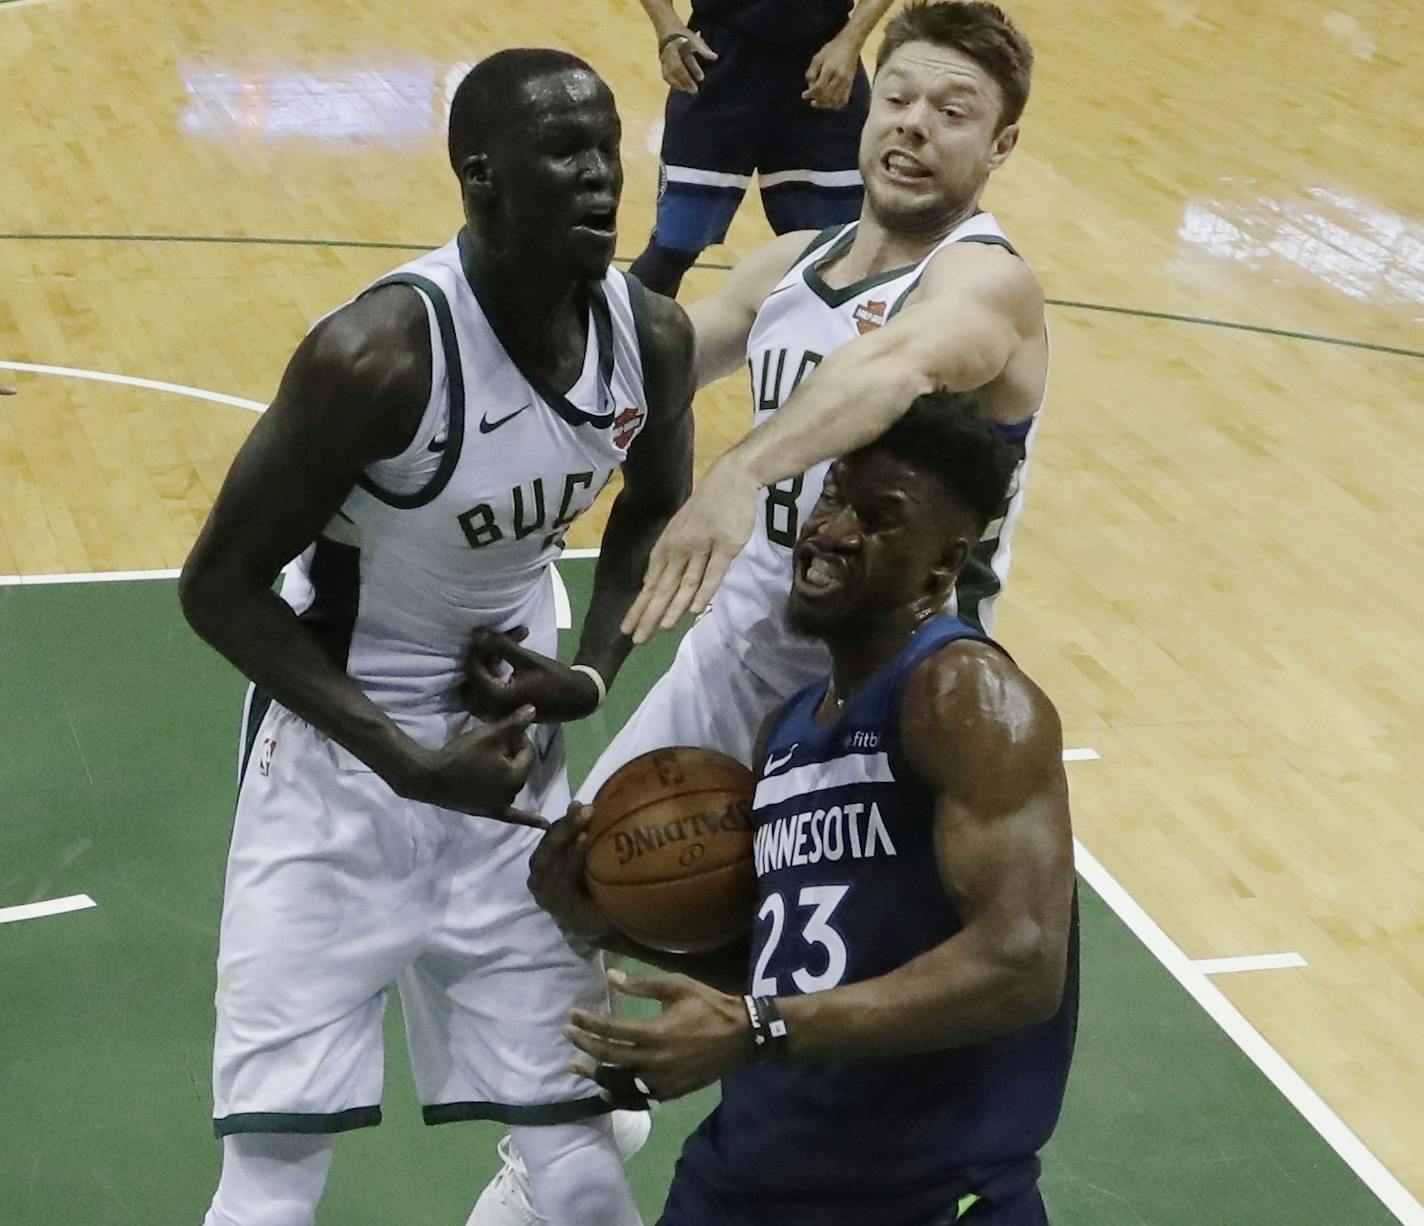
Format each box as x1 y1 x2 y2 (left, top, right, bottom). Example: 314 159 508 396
0 361 265 412
1061 747 1101 762
0 568 180 587
1074 840 1422 1225
1194 952 1309 976
0 894 97 926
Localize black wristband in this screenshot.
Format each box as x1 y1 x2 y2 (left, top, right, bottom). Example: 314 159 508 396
743 994 790 1062
659 31 691 52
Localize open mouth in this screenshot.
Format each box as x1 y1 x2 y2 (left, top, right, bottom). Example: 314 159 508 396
572 205 617 238
881 150 932 184
793 545 849 597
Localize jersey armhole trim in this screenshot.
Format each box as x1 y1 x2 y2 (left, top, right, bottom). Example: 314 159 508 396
795 223 852 266
955 234 1020 256
355 272 465 509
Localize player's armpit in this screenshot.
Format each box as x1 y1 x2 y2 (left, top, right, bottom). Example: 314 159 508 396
687 229 820 387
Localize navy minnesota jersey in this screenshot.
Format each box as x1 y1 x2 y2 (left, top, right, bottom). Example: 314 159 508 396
672 617 1080 1224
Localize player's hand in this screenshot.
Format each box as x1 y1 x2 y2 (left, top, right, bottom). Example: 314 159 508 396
621 456 760 643
398 705 544 825
566 967 755 1101
656 24 718 93
803 33 860 110
529 802 612 940
463 626 602 724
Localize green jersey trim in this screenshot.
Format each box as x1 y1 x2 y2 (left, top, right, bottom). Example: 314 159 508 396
356 272 466 509
215 1106 382 1137
458 230 617 430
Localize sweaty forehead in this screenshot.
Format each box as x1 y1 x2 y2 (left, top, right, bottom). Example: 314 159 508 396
514 68 616 123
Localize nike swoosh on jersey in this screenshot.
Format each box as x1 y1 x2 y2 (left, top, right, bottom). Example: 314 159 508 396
479 402 532 434
763 745 797 776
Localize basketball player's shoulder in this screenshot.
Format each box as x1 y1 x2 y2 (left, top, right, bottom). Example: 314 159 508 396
920 236 1044 316
901 638 1062 780
289 284 431 456
307 283 430 395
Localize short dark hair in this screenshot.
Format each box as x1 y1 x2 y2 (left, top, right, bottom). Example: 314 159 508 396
856 390 1019 532
875 2 1034 129
447 48 596 172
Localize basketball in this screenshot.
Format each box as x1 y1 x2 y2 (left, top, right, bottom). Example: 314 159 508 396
585 747 758 954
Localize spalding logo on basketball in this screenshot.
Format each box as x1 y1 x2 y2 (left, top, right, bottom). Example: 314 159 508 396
585 747 758 954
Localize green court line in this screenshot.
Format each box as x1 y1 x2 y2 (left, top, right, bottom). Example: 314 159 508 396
3 231 1421 361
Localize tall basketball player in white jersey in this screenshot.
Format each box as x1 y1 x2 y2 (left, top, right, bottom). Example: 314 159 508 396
180 51 694 1226
470 6 1048 1223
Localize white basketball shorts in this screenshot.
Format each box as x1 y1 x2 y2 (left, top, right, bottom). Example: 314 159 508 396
212 695 610 1136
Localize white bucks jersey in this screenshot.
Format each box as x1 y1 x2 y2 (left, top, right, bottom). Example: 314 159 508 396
709 212 1043 691
280 234 653 738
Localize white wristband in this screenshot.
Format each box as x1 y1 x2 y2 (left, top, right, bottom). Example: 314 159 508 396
570 664 608 710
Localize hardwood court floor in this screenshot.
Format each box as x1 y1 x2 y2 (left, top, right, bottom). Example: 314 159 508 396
1 0 1422 1217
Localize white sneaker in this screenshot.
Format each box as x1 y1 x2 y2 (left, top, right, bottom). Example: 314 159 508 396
466 1133 545 1226
464 1111 653 1226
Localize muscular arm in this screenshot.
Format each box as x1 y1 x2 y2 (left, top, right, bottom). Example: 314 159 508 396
778 641 1075 1059
180 287 430 784
623 243 1045 640
731 243 1044 488
563 672 1072 1095
572 291 696 685
181 290 537 819
687 230 817 386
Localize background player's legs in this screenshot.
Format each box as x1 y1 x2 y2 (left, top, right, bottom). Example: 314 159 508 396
202 1134 334 1226
757 64 870 235
629 23 760 296
574 614 785 804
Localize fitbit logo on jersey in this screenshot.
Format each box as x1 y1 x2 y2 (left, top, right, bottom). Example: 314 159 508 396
612 800 754 866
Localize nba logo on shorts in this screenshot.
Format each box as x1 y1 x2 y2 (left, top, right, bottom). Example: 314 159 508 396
258 737 277 777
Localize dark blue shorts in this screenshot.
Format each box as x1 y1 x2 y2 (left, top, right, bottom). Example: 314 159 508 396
653 20 869 251
657 1164 1050 1226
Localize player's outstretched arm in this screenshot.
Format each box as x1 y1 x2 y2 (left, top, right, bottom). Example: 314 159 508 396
623 244 1044 641
571 290 696 692
779 641 1075 1058
179 288 537 821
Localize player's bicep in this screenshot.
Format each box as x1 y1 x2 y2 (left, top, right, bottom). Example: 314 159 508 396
902 646 1074 972
889 247 1044 390
932 783 1073 972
